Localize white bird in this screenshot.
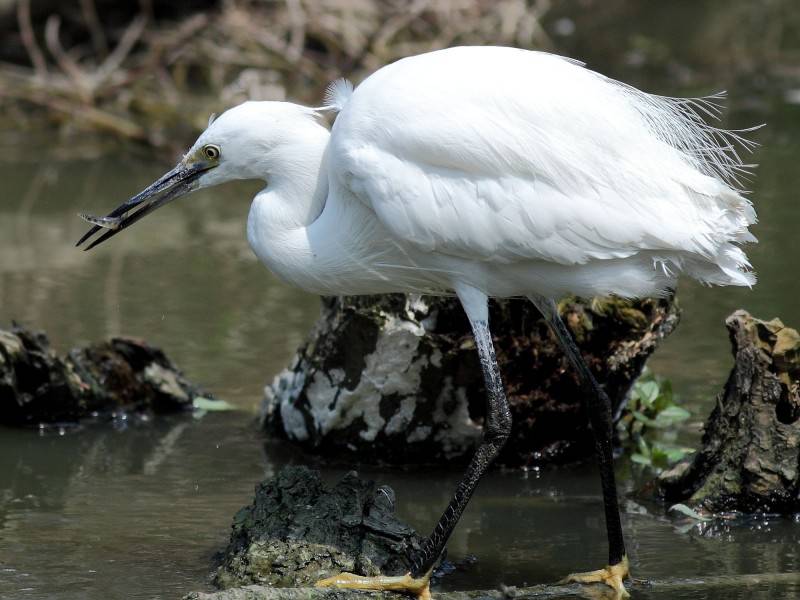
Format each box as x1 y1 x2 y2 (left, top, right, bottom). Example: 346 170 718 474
77 46 758 599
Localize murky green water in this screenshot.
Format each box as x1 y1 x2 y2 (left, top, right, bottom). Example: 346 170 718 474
2 82 800 600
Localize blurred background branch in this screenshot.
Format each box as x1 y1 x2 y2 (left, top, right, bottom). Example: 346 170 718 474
0 0 798 155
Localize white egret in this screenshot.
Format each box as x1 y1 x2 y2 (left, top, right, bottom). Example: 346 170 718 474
77 46 758 599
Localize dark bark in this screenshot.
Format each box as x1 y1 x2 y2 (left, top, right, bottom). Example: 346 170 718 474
659 310 800 512
214 466 422 590
262 295 679 467
0 324 206 425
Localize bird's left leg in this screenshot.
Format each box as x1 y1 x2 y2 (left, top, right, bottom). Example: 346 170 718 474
317 284 510 599
529 295 630 599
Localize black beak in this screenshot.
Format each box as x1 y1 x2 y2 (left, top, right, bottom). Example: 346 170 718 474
76 161 211 251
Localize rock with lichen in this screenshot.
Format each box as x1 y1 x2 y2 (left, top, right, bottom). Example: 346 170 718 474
659 310 800 513
214 466 421 589
0 324 207 425
261 294 679 467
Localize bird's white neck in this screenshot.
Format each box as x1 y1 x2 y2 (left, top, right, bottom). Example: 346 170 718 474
246 129 331 289
259 130 330 228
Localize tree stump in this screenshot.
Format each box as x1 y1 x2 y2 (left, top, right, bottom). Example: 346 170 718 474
0 324 206 425
659 310 800 512
262 295 679 467
214 466 422 589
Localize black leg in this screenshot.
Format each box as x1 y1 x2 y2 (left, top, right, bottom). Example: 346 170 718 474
410 317 512 576
530 295 626 567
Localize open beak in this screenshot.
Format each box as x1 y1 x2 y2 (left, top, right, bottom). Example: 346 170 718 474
76 160 212 250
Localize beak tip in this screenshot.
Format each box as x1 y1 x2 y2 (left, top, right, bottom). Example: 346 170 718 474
74 161 205 252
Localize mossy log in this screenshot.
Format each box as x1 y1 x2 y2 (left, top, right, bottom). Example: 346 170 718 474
214 466 421 589
0 324 206 425
262 295 679 467
659 310 800 512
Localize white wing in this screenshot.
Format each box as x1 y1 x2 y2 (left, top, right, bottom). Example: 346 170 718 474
329 47 756 285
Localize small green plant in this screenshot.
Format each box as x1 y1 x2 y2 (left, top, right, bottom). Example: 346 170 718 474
618 368 694 472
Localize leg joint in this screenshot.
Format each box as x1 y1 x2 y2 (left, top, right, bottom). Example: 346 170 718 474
483 409 512 446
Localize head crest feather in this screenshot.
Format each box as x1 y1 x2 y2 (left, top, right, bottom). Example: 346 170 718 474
317 78 354 113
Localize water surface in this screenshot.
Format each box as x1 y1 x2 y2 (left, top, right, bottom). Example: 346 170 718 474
1 89 800 600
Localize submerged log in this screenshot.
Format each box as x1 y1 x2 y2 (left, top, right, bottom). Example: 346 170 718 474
188 582 603 600
262 295 679 467
214 466 421 589
194 465 800 600
187 572 800 600
0 324 207 425
659 310 800 512
207 465 620 599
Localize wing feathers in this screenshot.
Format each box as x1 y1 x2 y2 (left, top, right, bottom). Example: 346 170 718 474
332 47 757 285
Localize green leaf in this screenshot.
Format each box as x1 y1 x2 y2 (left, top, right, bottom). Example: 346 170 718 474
637 436 651 457
660 445 695 462
669 503 712 521
653 405 691 427
660 379 673 400
192 397 235 411
631 410 659 427
637 380 660 406
650 446 670 470
621 370 692 473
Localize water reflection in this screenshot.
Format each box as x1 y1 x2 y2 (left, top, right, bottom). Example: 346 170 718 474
0 415 269 599
2 422 799 599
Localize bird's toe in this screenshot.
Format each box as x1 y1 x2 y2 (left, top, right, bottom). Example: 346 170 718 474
315 569 433 600
558 555 630 599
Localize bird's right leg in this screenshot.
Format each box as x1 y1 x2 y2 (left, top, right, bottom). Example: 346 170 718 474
409 285 512 577
529 294 629 599
316 284 511 599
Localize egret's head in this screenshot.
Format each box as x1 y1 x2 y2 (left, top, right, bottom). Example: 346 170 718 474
75 101 325 250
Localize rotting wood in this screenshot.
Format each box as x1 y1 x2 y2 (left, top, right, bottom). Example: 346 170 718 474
0 324 207 425
659 310 800 512
262 295 679 468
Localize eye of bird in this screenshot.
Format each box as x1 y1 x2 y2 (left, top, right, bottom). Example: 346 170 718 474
203 144 220 160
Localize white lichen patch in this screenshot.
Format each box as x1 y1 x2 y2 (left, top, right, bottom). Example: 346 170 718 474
385 397 418 435
407 295 439 333
263 365 308 441
264 297 479 452
433 377 482 457
407 425 432 443
405 294 427 315
280 398 310 441
303 314 429 441
305 368 345 435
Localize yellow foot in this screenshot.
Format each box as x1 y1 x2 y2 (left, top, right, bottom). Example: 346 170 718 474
559 555 630 599
315 569 433 600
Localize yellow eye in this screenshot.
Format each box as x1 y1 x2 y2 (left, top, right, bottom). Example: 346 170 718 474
203 145 220 160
